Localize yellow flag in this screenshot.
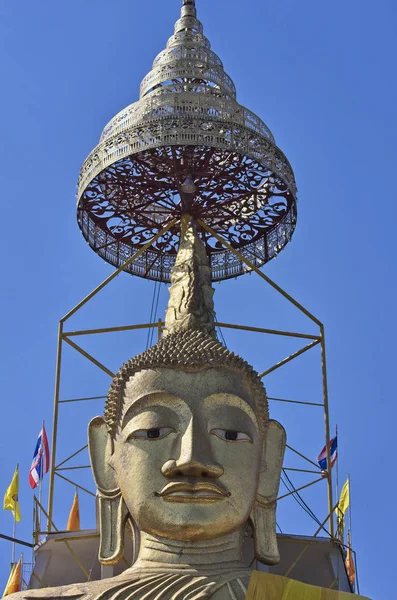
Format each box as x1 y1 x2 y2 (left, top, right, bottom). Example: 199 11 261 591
3 466 21 523
66 491 80 531
339 478 350 517
3 556 22 597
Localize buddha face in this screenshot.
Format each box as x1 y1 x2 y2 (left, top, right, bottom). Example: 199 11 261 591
110 367 263 541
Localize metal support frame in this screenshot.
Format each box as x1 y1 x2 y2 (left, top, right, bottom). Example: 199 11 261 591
47 219 177 529
35 497 90 579
46 215 335 558
283 502 339 578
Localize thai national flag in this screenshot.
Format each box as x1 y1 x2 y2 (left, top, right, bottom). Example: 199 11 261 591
29 426 50 489
317 436 338 471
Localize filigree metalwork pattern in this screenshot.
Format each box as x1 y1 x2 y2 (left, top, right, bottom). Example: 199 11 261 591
77 0 298 281
78 145 296 282
140 61 236 99
100 93 275 144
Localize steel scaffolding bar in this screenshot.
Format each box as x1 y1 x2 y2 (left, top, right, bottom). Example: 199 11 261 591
59 396 106 404
63 337 115 378
268 396 324 407
259 339 320 378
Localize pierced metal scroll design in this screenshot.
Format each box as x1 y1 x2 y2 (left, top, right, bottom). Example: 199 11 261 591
100 92 275 144
140 61 236 100
166 30 211 50
77 146 297 283
139 1 235 102
80 101 287 199
77 0 298 281
153 46 223 70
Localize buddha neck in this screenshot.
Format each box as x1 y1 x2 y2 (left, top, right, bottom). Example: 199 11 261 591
132 530 248 572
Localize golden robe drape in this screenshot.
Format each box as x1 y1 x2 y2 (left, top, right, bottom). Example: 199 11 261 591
246 571 370 600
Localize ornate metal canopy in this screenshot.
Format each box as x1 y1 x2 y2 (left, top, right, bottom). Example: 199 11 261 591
77 0 297 282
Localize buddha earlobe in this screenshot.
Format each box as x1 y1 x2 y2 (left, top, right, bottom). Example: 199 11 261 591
97 493 128 565
251 420 286 565
88 416 129 565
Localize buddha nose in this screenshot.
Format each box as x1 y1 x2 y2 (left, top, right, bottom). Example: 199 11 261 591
161 419 223 479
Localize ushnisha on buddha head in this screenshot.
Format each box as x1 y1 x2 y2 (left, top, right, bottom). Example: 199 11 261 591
88 218 286 568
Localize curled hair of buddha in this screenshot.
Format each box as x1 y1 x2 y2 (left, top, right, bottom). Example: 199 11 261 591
105 329 269 437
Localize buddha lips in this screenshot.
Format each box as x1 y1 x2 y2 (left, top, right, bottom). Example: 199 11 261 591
155 482 230 503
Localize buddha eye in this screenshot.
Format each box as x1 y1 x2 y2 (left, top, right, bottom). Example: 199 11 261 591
128 427 174 441
210 429 252 442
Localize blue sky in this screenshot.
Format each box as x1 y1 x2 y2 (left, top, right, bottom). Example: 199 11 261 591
0 1 396 598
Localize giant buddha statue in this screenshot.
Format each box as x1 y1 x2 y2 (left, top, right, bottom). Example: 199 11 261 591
11 219 287 599
7 0 370 595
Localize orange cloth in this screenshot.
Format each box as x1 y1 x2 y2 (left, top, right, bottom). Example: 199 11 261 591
345 532 355 586
66 491 80 531
3 557 22 597
246 571 370 600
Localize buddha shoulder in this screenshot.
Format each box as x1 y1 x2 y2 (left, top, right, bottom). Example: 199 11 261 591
7 570 251 600
7 577 125 600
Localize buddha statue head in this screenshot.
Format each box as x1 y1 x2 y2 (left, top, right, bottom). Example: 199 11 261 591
88 218 286 571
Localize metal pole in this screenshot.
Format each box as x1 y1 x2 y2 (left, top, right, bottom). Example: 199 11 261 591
275 476 325 503
158 317 162 341
63 337 115 377
335 424 340 587
348 473 353 550
38 421 44 533
12 501 16 566
35 496 90 579
258 339 320 378
335 424 340 540
320 324 334 537
353 549 360 594
284 501 339 577
47 322 63 531
0 534 33 549
32 495 36 562
197 219 322 327
11 463 19 566
62 219 177 323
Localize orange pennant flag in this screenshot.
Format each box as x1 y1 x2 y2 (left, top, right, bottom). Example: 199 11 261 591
66 491 80 532
3 556 22 597
345 531 355 586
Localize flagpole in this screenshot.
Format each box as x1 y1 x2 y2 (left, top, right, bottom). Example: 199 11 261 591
335 424 340 541
334 425 340 587
32 496 36 566
21 553 23 592
11 464 18 567
348 473 352 549
12 500 16 566
38 421 45 532
349 474 355 590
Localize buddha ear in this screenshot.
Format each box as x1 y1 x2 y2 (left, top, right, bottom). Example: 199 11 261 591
251 419 286 566
88 416 128 565
88 416 118 495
